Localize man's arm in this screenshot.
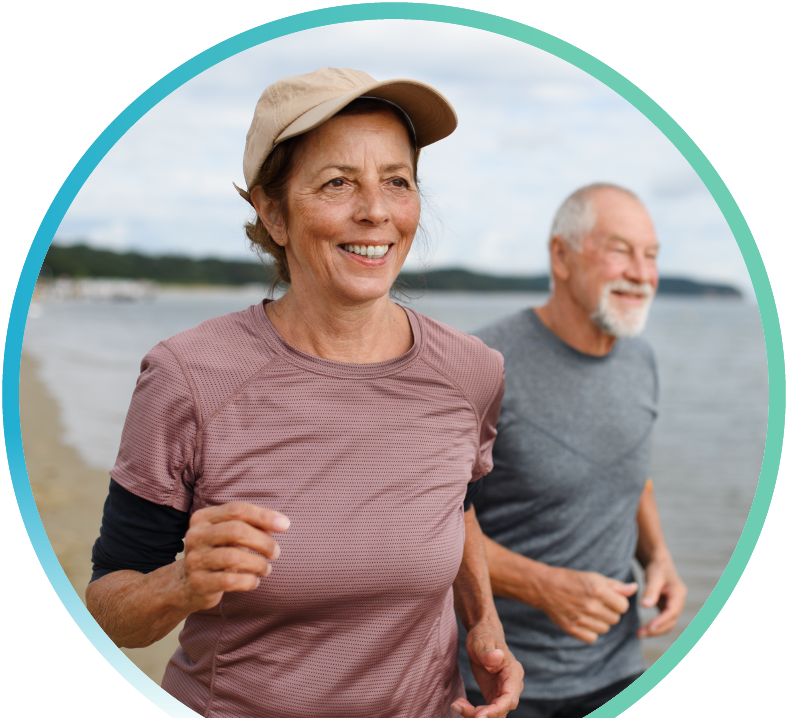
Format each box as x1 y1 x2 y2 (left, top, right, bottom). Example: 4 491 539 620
634 479 687 637
482 480 686 644
451 506 524 718
483 537 637 644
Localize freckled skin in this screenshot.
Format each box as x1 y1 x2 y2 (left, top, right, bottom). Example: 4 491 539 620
281 112 420 307
250 112 420 364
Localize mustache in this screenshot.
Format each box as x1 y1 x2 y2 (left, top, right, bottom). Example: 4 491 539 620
602 279 655 299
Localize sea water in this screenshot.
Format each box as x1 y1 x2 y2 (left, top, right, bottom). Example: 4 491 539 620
22 287 768 662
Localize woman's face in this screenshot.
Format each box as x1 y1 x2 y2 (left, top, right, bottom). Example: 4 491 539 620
266 111 420 307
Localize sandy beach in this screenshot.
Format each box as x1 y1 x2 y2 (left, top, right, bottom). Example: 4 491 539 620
19 351 181 685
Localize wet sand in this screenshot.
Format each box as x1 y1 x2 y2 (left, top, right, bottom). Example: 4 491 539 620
19 351 181 684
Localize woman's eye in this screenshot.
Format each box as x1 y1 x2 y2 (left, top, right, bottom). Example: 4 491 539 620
326 178 346 188
390 178 408 188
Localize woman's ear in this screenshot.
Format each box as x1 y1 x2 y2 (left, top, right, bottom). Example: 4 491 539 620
250 186 287 246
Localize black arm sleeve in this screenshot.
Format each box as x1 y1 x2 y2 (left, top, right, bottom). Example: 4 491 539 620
463 477 484 512
92 477 481 581
90 479 191 582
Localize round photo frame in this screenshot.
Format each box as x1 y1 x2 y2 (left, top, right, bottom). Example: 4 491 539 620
3 4 783 717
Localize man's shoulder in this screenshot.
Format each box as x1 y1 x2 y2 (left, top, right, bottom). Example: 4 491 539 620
473 309 537 353
616 335 658 374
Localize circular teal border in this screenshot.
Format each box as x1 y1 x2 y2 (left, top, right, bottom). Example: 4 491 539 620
4 4 783 716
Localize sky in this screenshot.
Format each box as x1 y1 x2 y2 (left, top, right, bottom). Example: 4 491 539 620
55 20 749 291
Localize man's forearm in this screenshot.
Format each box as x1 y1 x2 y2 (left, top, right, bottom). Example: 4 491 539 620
482 536 551 608
635 480 671 567
453 507 502 630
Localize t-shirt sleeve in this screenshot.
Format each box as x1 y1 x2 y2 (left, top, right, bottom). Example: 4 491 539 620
110 342 199 512
91 479 191 582
471 360 505 481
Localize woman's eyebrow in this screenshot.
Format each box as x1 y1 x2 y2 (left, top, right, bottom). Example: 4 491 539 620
314 163 412 175
316 164 357 175
382 163 411 173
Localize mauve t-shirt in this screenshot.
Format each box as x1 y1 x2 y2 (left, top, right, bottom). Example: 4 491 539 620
111 301 504 718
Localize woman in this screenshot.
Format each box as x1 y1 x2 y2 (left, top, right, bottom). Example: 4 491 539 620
86 67 523 718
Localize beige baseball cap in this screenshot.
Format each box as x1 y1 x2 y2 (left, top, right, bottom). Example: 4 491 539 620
237 66 458 195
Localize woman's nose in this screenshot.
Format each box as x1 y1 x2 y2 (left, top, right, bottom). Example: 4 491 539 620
353 185 390 225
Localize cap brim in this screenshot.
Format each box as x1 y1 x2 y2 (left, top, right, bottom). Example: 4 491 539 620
275 79 458 149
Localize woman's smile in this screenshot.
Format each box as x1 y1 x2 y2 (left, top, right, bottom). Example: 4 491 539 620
339 243 392 260
279 111 420 305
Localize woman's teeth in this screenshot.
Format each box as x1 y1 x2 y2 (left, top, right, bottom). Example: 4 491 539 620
342 244 390 258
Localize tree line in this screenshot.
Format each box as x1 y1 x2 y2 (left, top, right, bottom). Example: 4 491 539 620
40 243 741 297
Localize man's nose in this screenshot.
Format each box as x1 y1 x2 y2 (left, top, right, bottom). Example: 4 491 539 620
625 252 656 285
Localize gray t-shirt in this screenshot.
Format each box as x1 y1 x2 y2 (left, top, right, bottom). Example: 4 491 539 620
458 308 657 700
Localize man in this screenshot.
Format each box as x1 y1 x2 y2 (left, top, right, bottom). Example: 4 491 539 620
458 184 686 717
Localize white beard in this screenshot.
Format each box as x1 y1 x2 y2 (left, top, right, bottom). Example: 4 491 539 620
590 279 655 337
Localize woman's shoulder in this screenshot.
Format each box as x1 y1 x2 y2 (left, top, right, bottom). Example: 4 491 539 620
412 309 502 362
163 302 273 361
409 309 504 407
141 303 279 412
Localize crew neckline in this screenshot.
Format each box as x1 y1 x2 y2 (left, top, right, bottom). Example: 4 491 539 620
253 300 423 378
525 308 620 362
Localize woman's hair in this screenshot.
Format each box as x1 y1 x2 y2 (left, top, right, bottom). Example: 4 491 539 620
244 97 420 290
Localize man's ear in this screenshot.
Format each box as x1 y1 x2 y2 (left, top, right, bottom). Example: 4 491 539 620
250 186 287 246
549 235 573 282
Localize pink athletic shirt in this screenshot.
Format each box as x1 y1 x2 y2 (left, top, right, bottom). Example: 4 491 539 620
111 300 504 718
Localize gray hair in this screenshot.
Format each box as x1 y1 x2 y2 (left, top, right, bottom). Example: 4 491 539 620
549 183 640 251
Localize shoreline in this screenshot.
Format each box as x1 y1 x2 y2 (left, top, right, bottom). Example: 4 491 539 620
19 351 180 685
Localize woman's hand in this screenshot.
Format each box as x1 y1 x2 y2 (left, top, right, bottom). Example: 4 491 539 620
86 502 289 648
176 502 290 612
453 507 524 717
451 618 524 718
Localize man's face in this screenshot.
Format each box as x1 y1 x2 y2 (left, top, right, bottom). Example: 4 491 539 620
567 189 659 337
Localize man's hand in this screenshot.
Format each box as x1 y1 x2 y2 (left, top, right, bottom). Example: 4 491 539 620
483 537 638 644
533 565 638 643
634 480 686 637
637 557 686 637
450 619 524 718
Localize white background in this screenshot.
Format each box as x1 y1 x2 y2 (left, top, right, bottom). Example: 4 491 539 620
2 1 786 715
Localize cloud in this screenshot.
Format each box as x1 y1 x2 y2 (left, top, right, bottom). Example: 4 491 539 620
56 20 749 290
650 169 708 199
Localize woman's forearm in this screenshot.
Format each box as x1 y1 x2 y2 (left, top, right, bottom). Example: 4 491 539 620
85 562 191 648
87 502 289 648
453 507 501 630
452 507 524 716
